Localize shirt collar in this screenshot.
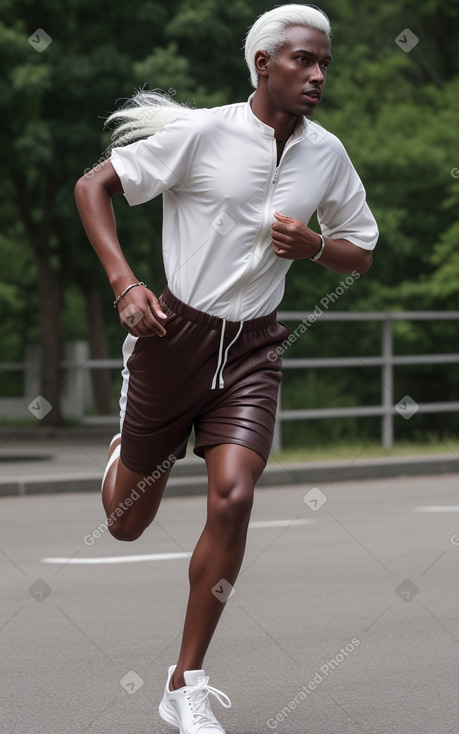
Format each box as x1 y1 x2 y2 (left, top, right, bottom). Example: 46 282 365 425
246 93 307 142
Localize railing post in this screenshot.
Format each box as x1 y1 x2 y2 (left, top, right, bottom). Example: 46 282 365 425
61 342 89 421
272 383 282 453
381 317 393 448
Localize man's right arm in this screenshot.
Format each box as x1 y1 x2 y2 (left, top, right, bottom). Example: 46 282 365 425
74 159 167 337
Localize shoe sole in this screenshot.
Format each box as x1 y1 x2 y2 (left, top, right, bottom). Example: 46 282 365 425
159 693 226 734
159 699 181 732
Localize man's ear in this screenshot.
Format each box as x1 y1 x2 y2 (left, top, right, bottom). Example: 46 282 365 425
254 50 271 79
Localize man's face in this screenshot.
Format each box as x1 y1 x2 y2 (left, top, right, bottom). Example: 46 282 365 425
262 24 332 117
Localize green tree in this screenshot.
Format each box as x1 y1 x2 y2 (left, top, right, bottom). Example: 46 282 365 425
0 0 458 437
0 0 223 421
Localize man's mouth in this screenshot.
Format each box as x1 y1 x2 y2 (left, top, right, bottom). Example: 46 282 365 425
303 89 321 101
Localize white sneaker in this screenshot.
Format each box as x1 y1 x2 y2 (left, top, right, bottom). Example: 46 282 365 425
101 433 121 490
159 665 231 734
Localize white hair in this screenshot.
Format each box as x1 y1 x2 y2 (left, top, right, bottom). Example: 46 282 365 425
245 4 331 88
104 88 194 149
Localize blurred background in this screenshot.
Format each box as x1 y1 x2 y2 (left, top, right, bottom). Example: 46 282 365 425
1 0 458 455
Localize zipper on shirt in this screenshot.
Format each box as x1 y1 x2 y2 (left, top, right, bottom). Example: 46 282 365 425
272 128 303 182
225 134 301 320
226 142 278 320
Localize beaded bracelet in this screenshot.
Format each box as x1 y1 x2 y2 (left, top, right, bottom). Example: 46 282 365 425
113 282 147 309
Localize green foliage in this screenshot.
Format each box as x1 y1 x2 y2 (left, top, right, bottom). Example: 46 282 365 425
0 0 458 440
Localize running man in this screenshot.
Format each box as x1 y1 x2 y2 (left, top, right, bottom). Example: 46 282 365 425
74 4 378 732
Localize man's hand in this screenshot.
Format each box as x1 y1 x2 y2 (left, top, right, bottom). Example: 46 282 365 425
117 287 167 337
271 211 373 274
271 211 321 260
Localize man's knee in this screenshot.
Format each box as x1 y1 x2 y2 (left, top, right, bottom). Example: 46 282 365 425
211 476 255 524
205 444 265 527
107 516 144 542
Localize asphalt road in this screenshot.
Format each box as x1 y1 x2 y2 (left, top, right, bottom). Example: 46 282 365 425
1 474 458 734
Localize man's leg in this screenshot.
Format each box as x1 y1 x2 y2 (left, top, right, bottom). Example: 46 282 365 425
102 435 172 542
170 443 265 690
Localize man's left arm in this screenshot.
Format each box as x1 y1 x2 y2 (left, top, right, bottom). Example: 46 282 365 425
271 139 378 274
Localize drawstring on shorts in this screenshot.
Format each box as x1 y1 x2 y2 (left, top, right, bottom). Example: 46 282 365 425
211 319 244 390
158 287 276 392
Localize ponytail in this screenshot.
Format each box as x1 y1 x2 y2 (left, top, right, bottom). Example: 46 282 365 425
104 88 194 150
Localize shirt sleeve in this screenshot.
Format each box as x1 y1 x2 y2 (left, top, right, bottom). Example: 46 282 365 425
317 137 379 251
110 113 202 207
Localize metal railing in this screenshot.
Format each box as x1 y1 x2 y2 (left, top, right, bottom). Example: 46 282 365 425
272 311 459 450
1 312 458 447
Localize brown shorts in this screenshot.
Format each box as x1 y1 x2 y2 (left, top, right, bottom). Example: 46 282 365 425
119 287 290 475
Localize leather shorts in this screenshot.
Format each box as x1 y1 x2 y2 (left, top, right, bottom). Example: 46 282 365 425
119 287 290 474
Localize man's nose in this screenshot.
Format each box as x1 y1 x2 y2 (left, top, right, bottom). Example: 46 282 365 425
309 63 325 83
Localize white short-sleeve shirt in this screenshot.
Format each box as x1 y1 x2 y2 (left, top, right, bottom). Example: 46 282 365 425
111 100 378 321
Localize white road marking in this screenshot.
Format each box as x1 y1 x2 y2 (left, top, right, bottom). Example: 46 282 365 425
415 506 459 513
41 519 312 565
249 519 312 528
42 552 191 565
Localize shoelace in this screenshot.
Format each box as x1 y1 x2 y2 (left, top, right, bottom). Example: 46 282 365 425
185 676 231 728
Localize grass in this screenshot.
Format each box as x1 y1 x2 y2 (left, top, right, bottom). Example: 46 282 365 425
268 438 459 464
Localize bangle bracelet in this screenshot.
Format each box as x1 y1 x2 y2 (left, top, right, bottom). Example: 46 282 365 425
310 234 325 262
113 282 147 309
